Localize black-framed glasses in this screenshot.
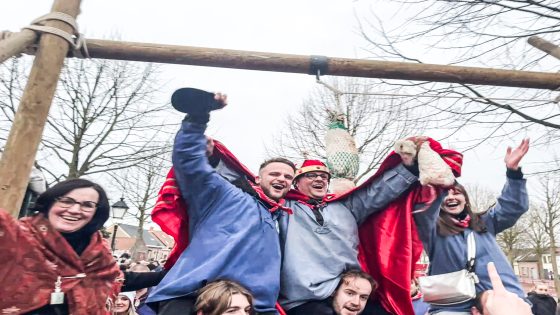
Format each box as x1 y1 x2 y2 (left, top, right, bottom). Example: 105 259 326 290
303 172 329 180
55 197 98 212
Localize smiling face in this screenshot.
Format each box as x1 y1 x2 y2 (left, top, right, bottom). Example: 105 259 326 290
47 187 99 233
256 162 295 201
113 295 131 314
295 171 329 199
332 276 372 315
442 186 467 215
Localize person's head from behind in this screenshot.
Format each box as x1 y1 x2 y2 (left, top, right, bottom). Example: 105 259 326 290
533 283 549 295
32 178 110 235
195 280 253 315
470 290 489 315
332 269 377 315
256 157 296 202
293 159 331 199
114 292 135 315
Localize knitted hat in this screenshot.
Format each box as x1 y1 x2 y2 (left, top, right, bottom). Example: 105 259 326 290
295 160 331 179
119 291 136 302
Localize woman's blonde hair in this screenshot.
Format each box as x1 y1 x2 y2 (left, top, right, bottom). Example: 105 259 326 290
195 280 253 315
113 293 137 315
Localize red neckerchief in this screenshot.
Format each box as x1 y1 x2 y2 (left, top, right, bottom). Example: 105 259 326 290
250 183 292 214
452 214 471 228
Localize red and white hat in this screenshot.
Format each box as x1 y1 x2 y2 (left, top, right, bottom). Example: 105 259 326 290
295 159 331 179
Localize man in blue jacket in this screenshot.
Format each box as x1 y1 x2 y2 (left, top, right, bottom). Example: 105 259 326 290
147 89 295 315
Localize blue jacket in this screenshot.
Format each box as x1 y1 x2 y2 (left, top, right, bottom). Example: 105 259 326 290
147 120 282 313
413 176 528 313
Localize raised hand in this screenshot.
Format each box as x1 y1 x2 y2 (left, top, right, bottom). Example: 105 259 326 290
214 92 228 108
484 262 532 315
504 138 530 170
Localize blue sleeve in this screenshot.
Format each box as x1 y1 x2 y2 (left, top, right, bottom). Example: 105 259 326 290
412 191 446 255
486 177 528 234
343 164 418 224
172 120 229 217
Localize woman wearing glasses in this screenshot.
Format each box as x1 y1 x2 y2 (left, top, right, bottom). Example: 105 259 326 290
0 178 164 315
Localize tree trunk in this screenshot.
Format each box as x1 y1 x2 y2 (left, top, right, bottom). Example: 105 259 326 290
549 241 560 296
506 250 515 267
536 252 545 279
131 215 147 261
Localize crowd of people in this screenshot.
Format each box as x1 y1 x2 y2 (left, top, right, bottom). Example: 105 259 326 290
0 87 542 315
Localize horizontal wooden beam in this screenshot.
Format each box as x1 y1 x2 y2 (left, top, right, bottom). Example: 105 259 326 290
80 38 560 90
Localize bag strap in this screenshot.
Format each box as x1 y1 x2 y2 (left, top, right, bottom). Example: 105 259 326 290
466 232 476 272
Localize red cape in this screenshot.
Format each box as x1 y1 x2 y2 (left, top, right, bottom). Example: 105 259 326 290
152 138 462 315
285 138 462 315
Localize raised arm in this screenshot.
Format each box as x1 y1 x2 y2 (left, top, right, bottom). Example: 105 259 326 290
343 164 418 224
171 90 228 215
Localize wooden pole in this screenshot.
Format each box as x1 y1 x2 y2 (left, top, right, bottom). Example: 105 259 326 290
80 38 560 90
0 30 38 64
528 36 560 61
0 0 81 216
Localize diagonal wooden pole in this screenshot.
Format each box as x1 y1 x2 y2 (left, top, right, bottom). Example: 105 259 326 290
0 0 82 216
0 30 38 64
529 36 560 61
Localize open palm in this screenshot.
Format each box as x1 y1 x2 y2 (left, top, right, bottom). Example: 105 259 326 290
504 138 530 170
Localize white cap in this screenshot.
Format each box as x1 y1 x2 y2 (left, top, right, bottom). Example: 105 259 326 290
119 291 136 302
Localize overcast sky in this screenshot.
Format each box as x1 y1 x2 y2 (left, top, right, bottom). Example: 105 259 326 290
1 0 542 203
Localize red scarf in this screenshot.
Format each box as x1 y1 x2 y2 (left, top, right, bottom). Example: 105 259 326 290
453 214 471 228
0 211 122 314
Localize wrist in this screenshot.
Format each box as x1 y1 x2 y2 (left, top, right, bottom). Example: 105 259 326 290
506 167 523 179
183 113 210 125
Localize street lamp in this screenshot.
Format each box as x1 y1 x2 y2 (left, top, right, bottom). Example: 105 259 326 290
110 197 129 253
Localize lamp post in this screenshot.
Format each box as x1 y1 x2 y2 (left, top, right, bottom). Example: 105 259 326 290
110 197 129 253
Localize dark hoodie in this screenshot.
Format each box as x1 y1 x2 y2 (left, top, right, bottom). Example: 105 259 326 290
527 291 557 315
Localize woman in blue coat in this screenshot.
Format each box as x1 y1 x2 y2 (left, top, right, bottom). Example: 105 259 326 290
414 139 530 314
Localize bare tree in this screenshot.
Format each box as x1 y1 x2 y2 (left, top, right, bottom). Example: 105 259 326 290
536 174 560 295
268 77 426 182
0 57 177 183
355 0 560 163
497 215 530 267
464 183 498 213
113 151 171 260
525 207 550 279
